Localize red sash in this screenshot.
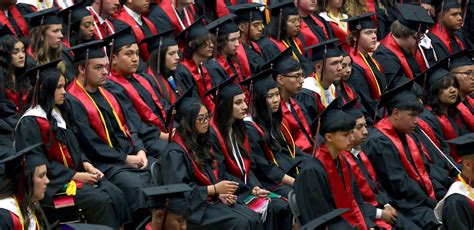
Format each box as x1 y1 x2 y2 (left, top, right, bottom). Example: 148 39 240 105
114 8 158 61
235 44 251 79
300 18 321 48
350 50 383 99
433 112 462 163
310 14 329 39
430 23 465 54
210 120 251 182
380 34 414 79
375 117 436 199
316 144 367 229
35 117 76 169
328 21 348 45
107 70 167 131
5 88 28 111
173 133 218 185
215 54 244 82
338 81 357 105
0 6 29 37
268 37 305 56
365 0 377 25
159 1 195 34
457 101 474 132
418 118 440 147
145 67 177 104
414 47 428 73
67 80 132 145
10 211 22 230
180 58 215 111
250 41 262 55
280 99 312 154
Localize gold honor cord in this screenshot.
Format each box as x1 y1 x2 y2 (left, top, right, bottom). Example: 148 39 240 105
281 123 299 174
14 196 40 230
458 174 474 199
282 39 303 62
314 72 335 107
359 51 382 95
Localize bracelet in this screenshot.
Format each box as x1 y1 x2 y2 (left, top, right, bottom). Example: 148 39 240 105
213 184 218 195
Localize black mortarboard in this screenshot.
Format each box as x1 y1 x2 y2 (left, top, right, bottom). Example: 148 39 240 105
415 56 451 91
301 208 349 230
340 98 363 119
0 143 44 178
24 7 62 28
69 40 106 64
311 99 350 135
262 48 301 74
378 78 418 109
240 68 278 93
395 3 434 32
343 13 376 32
23 59 62 107
142 184 192 216
446 133 474 157
433 0 461 15
0 24 13 38
268 0 298 17
165 86 196 129
228 3 264 23
58 1 91 28
60 223 114 230
140 29 177 53
205 76 244 102
103 26 137 54
448 50 473 70
305 38 342 62
206 14 239 36
176 16 209 44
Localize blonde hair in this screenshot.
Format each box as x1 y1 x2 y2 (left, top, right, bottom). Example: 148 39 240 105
343 0 367 17
29 25 62 65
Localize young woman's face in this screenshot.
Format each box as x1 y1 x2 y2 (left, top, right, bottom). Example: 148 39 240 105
341 56 352 81
54 75 67 105
165 45 180 72
438 79 459 105
46 24 63 49
286 15 301 38
11 41 26 69
357 28 377 52
194 105 210 134
232 93 248 120
266 87 281 113
80 15 95 41
32 165 49 202
223 31 240 56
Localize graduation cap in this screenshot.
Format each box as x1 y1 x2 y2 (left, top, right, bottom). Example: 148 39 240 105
414 56 451 91
301 208 349 230
142 184 192 217
340 98 363 119
0 143 44 178
343 13 376 32
206 14 239 36
228 3 264 23
23 59 62 107
69 40 106 64
204 76 244 102
240 69 278 115
24 7 62 28
262 48 301 75
448 49 473 70
305 38 342 63
58 1 91 44
59 223 114 230
446 133 474 157
0 24 13 38
432 0 461 15
165 86 196 142
268 0 298 40
395 3 434 33
103 26 137 55
310 98 349 136
176 16 209 45
140 29 177 53
377 78 418 109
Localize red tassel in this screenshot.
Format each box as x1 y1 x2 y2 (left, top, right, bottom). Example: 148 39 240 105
84 49 90 88
30 69 40 107
312 118 321 157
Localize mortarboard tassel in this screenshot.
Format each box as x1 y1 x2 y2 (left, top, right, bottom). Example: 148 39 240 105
353 23 361 56
312 119 321 157
248 80 254 116
439 0 445 31
16 157 26 204
107 39 115 74
168 108 176 143
66 10 72 47
213 28 219 59
157 37 163 75
161 198 170 230
462 0 468 26
246 11 253 45
277 9 283 41
84 49 90 88
30 69 41 108
320 44 327 84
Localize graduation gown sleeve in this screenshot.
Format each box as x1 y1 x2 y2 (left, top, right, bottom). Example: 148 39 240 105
174 64 199 95
147 5 174 32
294 88 321 123
0 99 18 147
0 209 14 230
256 38 282 61
373 46 405 84
363 130 437 210
347 66 378 121
442 194 474 230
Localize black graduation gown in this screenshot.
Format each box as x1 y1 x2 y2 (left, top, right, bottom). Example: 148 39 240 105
0 209 16 230
441 194 474 230
363 129 440 229
427 32 464 62
159 142 263 229
0 99 18 148
294 88 321 125
103 77 168 156
60 48 76 84
373 45 420 86
301 15 332 42
14 116 131 227
174 59 227 97
241 43 266 75
147 4 176 32
63 92 153 215
209 128 293 230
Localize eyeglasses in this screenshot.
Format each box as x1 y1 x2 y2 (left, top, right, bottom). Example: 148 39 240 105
283 72 304 80
196 113 212 124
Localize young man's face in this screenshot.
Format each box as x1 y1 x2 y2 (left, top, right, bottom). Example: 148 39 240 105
320 56 343 84
391 109 419 134
357 28 377 52
240 20 264 41
112 44 140 75
441 8 463 31
452 65 474 95
326 129 354 152
82 57 109 87
223 31 240 56
276 69 304 96
297 0 317 13
352 117 368 147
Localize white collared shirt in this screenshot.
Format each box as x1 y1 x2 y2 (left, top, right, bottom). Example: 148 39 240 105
124 5 142 26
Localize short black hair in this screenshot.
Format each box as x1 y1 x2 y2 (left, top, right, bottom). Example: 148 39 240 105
320 112 356 136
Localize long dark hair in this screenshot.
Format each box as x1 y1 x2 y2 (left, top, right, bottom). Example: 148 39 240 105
183 33 215 60
252 87 286 149
176 99 215 169
267 14 293 41
213 94 249 158
148 45 174 103
0 166 40 229
0 35 29 97
427 74 460 116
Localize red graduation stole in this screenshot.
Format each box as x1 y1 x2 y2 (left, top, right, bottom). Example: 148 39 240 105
210 120 251 182
430 23 465 54
327 20 348 45
0 6 29 37
234 44 251 79
67 80 132 146
145 67 177 104
310 14 330 39
280 98 313 154
35 117 76 169
380 34 414 79
457 99 474 132
315 144 367 229
173 133 218 186
180 58 215 111
350 50 383 99
215 54 245 83
268 36 306 57
365 0 377 25
114 8 158 61
299 18 321 48
107 70 167 131
375 117 436 199
418 118 440 147
159 0 195 35
5 88 28 111
250 41 262 55
337 81 357 105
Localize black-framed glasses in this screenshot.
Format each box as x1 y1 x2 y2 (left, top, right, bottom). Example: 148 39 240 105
196 113 212 124
283 72 304 80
